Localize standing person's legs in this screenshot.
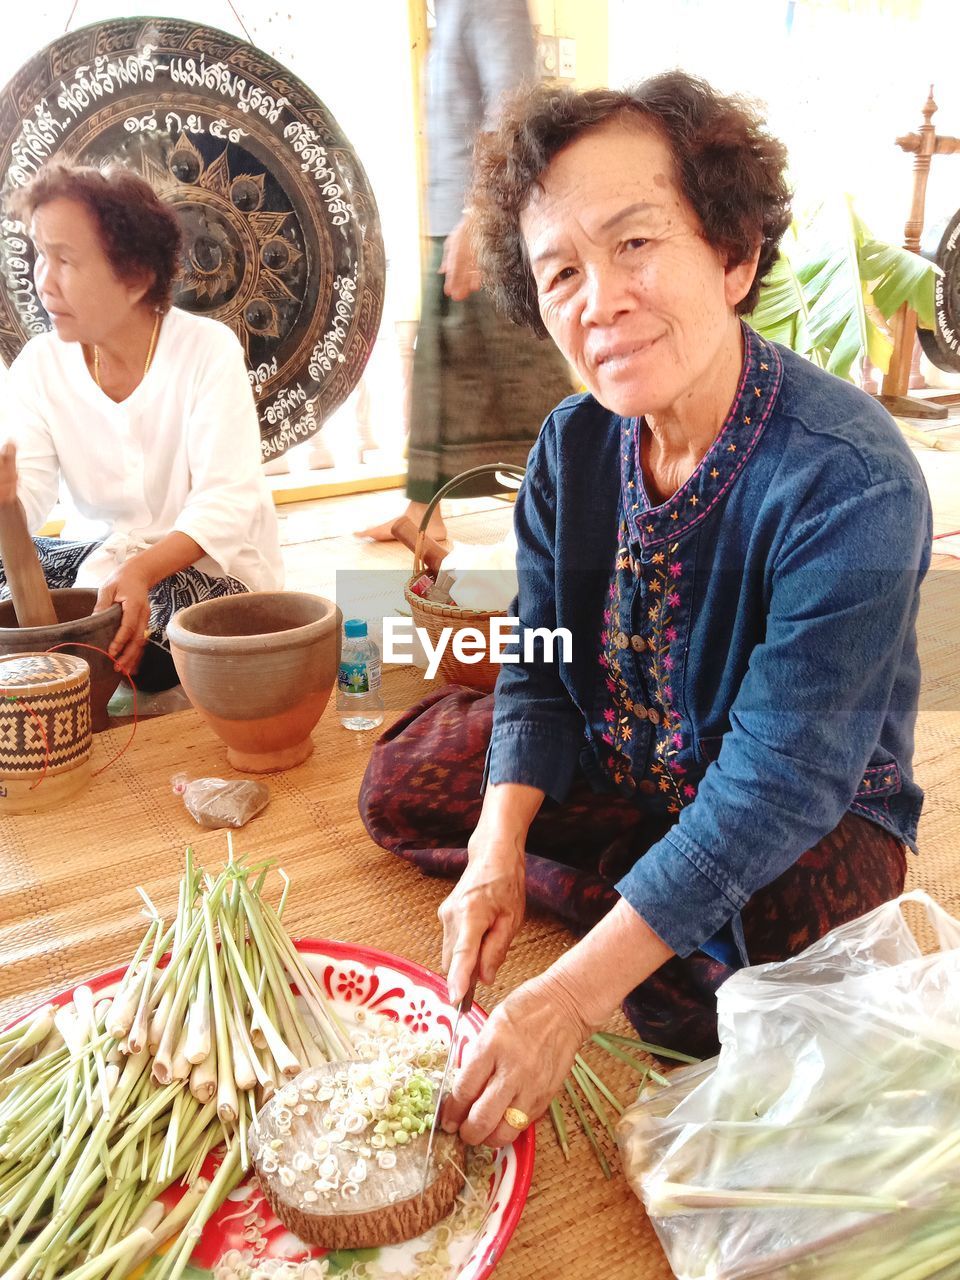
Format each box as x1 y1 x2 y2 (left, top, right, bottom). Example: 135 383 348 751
407 243 572 498
357 237 573 542
356 241 449 543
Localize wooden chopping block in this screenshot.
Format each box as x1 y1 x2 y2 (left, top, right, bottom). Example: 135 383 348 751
0 498 58 627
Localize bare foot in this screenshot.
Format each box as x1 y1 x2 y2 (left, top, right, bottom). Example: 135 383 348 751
354 500 448 543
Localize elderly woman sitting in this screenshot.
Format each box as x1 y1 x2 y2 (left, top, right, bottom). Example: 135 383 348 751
0 159 282 689
360 71 931 1147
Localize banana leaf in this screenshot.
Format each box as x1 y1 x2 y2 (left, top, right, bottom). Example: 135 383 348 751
745 239 822 365
860 236 938 330
748 196 939 382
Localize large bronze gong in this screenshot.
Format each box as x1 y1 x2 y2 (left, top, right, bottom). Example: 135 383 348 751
918 207 960 374
0 18 385 460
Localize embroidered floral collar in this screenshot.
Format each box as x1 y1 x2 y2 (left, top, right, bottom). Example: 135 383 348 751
620 325 783 548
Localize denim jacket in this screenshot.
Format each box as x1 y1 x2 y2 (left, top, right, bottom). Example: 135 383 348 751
486 327 931 967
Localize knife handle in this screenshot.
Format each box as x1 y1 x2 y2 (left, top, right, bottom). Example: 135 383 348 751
458 971 479 1017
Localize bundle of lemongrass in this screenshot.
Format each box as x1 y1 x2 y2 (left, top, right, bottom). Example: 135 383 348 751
0 849 356 1280
549 1031 699 1180
619 1051 960 1280
615 891 960 1280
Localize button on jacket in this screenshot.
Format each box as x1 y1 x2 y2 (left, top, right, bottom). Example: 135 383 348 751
486 327 932 967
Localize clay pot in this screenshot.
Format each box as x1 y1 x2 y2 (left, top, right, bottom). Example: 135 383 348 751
167 592 342 773
0 589 122 732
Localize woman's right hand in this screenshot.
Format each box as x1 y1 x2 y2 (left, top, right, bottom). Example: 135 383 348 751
439 827 526 1005
0 441 18 505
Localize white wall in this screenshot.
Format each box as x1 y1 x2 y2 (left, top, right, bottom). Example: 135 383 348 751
608 0 960 246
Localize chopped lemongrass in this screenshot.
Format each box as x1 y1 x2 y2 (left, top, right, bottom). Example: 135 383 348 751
549 1097 571 1161
646 1182 907 1216
571 1060 618 1145
106 921 158 1040
0 1004 56 1077
55 1225 154 1280
189 1041 218 1104
0 851 367 1280
592 1029 700 1064
122 1180 208 1272
563 1077 612 1179
217 916 300 1077
590 1034 670 1086
128 919 166 1055
201 894 237 1125
573 1053 625 1115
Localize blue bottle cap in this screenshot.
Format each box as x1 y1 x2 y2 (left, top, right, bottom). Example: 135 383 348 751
344 618 368 638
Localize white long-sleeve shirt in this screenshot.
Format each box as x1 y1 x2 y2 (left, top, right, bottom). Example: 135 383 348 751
3 306 284 592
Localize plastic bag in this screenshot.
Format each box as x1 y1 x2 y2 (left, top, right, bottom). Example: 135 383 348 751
171 774 270 829
617 891 960 1280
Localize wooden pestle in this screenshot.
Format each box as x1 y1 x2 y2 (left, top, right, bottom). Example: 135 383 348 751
0 498 58 627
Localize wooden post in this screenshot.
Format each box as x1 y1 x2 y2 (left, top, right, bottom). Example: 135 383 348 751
879 88 960 419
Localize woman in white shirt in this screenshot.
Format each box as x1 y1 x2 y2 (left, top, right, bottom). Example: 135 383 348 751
0 159 283 690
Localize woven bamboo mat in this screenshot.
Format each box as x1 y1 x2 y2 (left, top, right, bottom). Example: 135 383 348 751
2 560 959 1280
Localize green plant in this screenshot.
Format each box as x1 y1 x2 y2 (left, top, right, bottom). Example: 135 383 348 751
747 196 939 382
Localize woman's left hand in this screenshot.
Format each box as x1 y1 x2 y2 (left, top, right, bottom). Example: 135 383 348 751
440 970 590 1147
95 562 153 672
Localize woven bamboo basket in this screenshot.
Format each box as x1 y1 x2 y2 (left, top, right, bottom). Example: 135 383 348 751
403 464 524 693
0 651 92 814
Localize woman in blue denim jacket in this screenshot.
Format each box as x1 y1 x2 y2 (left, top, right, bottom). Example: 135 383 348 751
360 71 931 1147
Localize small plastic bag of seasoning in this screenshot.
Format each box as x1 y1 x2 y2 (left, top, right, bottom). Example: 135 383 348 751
171 774 270 829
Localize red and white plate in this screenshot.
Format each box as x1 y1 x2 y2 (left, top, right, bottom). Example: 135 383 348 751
16 941 534 1280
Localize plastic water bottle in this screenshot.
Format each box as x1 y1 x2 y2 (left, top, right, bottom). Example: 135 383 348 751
337 619 384 730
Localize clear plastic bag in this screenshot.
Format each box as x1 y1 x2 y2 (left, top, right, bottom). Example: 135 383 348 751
171 773 270 829
617 891 960 1280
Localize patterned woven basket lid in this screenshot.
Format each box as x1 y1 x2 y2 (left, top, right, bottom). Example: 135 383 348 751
0 651 90 692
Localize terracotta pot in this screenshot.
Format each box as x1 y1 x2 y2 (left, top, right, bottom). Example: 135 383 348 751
167 592 342 773
0 589 122 732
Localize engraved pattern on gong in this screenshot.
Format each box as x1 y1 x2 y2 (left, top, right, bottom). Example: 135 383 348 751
77 107 317 363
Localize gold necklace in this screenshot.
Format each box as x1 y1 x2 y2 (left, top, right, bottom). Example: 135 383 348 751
93 311 161 390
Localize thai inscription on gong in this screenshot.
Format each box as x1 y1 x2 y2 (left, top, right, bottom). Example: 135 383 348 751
919 207 960 375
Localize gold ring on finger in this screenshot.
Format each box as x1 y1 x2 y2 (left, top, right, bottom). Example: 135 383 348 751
504 1106 531 1131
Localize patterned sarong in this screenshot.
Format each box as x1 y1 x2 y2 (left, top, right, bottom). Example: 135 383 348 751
359 685 907 1059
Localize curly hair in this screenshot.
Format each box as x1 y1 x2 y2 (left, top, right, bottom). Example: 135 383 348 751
7 158 183 311
470 70 792 334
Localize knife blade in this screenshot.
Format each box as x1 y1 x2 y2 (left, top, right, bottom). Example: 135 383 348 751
418 974 477 1204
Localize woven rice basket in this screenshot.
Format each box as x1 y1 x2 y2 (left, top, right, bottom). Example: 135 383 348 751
0 651 92 813
403 464 523 693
